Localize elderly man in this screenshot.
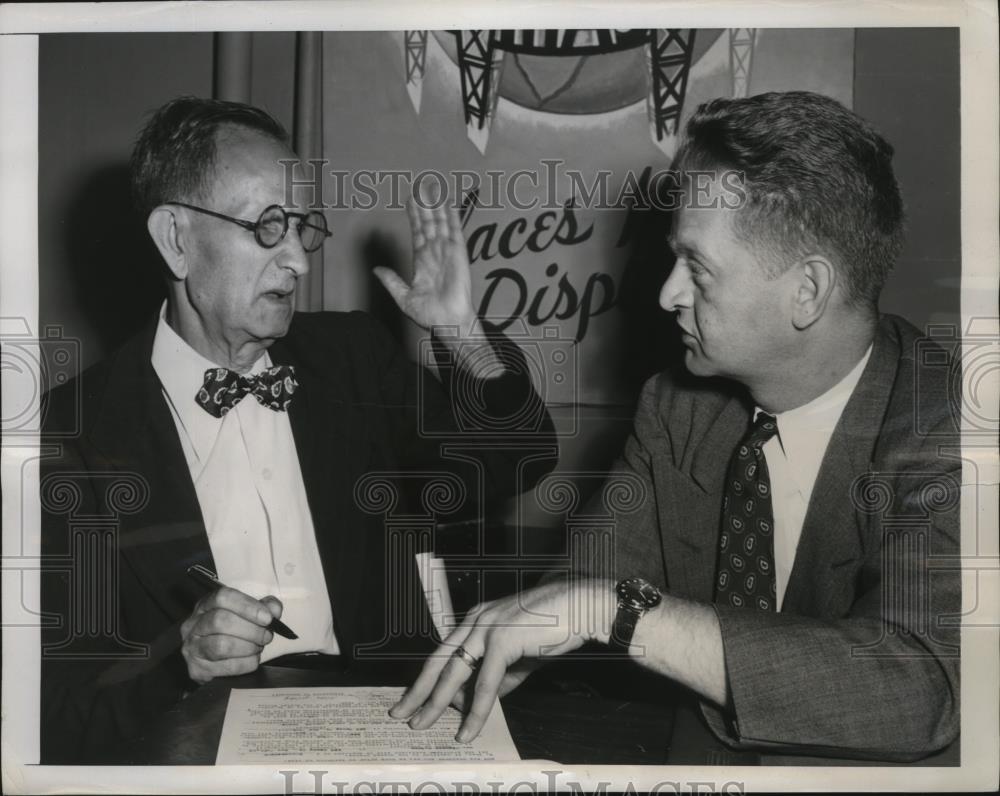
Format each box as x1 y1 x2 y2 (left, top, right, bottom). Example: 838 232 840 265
394 91 960 764
40 97 555 762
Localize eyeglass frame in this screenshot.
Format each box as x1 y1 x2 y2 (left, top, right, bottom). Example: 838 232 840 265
165 201 332 253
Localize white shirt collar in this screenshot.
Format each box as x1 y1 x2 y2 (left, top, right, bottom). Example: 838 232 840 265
755 344 874 498
150 302 270 464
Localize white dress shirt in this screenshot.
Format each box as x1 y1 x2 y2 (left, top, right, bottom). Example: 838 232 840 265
151 306 339 661
758 345 873 609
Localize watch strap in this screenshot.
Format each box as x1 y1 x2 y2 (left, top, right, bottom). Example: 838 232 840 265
609 605 641 653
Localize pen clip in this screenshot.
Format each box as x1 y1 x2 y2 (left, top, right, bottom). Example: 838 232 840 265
187 564 218 580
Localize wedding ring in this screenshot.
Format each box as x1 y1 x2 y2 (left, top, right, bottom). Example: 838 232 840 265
452 645 481 671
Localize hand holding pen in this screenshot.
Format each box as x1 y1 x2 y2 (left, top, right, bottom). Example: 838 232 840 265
186 565 297 639
180 565 295 686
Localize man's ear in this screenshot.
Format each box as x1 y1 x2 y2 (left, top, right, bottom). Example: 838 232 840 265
790 255 836 330
147 206 189 280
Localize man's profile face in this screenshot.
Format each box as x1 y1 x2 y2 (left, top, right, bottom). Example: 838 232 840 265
180 127 309 350
660 181 794 385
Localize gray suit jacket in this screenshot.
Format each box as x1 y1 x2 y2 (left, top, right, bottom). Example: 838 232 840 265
579 314 960 762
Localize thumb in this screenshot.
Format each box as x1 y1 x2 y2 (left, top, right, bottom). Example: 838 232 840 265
260 595 283 621
373 266 410 308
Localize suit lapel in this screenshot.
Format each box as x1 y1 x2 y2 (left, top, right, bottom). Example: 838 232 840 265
657 385 751 602
270 326 367 658
782 318 900 614
87 318 214 624
269 336 319 502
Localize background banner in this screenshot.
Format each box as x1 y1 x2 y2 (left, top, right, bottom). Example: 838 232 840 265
321 29 855 404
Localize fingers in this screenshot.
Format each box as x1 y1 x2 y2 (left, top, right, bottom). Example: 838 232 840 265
393 627 517 744
388 646 450 720
392 606 490 732
191 633 265 662
445 200 465 245
181 587 279 685
408 181 453 248
183 650 262 685
260 595 283 621
430 187 450 245
406 194 427 250
203 586 275 627
190 604 274 646
202 654 261 678
392 603 493 734
407 636 484 731
390 611 481 719
419 179 446 240
456 647 506 742
372 265 410 307
389 643 469 720
408 183 437 246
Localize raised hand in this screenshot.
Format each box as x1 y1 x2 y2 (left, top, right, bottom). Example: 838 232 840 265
373 183 477 334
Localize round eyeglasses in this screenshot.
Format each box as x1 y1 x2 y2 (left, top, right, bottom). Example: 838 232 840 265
167 202 332 253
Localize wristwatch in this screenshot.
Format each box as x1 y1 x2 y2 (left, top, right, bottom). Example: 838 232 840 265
609 577 662 653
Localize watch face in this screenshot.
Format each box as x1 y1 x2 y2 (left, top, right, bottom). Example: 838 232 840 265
616 577 662 609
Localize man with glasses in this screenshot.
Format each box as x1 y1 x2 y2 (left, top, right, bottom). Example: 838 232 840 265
39 97 556 762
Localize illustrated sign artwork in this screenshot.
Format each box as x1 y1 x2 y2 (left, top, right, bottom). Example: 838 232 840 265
405 29 700 155
321 29 855 403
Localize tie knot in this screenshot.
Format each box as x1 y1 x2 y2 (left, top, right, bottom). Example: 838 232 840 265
196 364 299 418
746 412 779 450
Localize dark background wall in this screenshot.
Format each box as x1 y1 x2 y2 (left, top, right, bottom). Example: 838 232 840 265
38 28 961 390
39 33 209 366
854 28 961 330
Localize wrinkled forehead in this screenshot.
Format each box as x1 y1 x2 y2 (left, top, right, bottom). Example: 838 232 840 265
207 126 304 211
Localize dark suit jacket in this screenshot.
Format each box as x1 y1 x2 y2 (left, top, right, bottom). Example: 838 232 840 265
39 310 556 763
578 314 960 763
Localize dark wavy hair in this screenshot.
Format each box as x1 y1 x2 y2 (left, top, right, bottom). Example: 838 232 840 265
674 91 905 307
130 96 289 220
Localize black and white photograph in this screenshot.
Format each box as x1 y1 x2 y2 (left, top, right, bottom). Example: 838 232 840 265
1 1 997 793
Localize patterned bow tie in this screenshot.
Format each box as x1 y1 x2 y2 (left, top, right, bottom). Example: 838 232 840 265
195 364 299 418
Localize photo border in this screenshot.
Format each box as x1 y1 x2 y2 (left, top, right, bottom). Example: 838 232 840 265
2 1 997 793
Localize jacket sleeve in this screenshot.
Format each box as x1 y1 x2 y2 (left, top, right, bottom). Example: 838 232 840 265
569 374 670 584
360 313 559 511
565 369 960 762
703 411 961 761
534 373 671 600
39 432 194 763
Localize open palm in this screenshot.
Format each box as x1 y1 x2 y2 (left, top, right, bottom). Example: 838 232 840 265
374 188 476 333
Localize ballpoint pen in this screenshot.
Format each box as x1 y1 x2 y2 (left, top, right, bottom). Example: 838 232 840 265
186 564 298 640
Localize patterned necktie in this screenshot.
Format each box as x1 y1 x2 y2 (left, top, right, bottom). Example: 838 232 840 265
195 364 299 418
715 412 780 611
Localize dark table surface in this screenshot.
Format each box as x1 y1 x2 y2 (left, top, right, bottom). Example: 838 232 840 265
123 659 677 765
108 655 960 767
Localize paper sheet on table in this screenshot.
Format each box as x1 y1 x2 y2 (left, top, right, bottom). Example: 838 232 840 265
215 686 521 763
